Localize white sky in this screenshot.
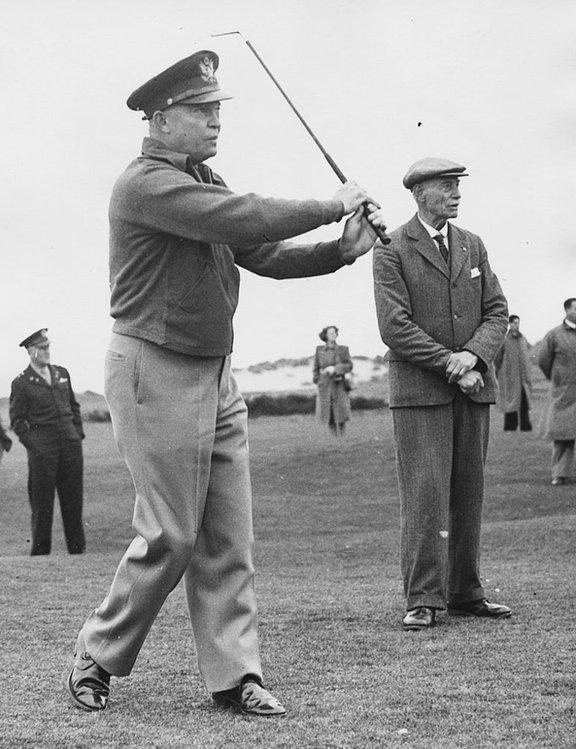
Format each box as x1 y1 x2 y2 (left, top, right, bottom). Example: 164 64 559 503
1 0 574 394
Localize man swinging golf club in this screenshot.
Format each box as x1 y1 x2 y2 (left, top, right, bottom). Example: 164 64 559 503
68 48 386 716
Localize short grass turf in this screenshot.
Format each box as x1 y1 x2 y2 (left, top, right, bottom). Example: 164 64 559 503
1 391 575 748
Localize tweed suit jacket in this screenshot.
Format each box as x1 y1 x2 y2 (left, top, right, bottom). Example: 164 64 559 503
373 214 508 408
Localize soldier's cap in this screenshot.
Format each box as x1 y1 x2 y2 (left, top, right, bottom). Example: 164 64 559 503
403 157 469 190
19 328 50 349
127 50 232 119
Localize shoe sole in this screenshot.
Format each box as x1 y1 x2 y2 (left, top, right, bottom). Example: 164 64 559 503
402 622 435 631
448 609 512 618
67 669 108 712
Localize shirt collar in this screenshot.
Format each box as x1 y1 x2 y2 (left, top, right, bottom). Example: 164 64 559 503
417 213 449 241
564 318 576 330
142 137 190 172
28 363 52 381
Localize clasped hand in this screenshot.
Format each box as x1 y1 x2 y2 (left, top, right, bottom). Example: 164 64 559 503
445 350 478 384
457 370 484 395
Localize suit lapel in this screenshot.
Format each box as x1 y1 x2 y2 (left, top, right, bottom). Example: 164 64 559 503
448 224 468 282
406 215 449 278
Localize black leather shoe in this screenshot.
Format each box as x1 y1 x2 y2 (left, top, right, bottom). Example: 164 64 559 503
402 606 436 630
212 678 286 716
68 651 111 711
551 477 567 486
448 599 511 618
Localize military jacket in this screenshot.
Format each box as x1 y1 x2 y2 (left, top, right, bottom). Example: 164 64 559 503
9 364 84 447
109 138 348 357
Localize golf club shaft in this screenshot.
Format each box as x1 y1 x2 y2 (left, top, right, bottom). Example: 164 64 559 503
243 40 347 183
213 32 390 244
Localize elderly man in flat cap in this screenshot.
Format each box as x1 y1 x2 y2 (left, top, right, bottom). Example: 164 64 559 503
68 50 386 715
373 158 510 631
9 329 85 556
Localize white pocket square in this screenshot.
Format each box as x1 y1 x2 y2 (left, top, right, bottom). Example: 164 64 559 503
470 267 480 278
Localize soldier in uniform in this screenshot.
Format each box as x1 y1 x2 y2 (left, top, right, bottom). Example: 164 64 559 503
9 329 85 555
67 49 386 716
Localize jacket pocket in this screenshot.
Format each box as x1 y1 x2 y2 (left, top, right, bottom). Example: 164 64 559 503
105 349 128 364
178 265 235 315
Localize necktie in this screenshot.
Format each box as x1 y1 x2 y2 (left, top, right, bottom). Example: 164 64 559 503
434 234 449 264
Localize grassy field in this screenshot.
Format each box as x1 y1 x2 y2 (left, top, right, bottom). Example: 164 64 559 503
1 389 575 748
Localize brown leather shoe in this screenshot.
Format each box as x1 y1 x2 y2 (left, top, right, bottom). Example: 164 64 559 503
402 606 436 630
212 678 286 716
68 651 111 711
448 599 511 618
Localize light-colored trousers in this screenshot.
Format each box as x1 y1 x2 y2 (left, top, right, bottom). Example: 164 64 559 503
391 392 490 611
551 440 575 480
78 333 261 692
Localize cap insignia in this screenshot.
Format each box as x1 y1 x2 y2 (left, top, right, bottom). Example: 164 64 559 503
199 56 217 83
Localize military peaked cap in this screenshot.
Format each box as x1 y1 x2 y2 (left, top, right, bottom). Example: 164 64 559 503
127 50 232 118
403 157 469 189
19 328 50 348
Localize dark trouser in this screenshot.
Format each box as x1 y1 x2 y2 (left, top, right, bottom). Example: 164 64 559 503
503 387 532 431
392 392 490 611
551 440 575 480
27 431 85 555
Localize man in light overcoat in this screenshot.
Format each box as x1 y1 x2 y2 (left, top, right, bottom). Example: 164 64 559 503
494 315 533 431
373 157 510 630
538 297 576 485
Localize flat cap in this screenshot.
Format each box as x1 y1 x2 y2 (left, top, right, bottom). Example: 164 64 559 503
127 50 232 119
403 157 469 189
19 328 49 348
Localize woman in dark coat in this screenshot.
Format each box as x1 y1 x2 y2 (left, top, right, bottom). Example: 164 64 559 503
312 325 353 436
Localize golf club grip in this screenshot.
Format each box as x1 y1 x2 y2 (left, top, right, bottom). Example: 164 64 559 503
363 203 391 245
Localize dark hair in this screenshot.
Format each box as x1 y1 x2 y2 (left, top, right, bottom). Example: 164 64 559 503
564 298 576 311
318 325 339 342
508 315 519 324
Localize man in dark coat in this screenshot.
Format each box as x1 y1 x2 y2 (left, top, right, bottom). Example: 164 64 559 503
9 329 85 556
373 157 510 630
538 298 576 485
494 315 533 431
67 49 387 716
0 416 12 462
